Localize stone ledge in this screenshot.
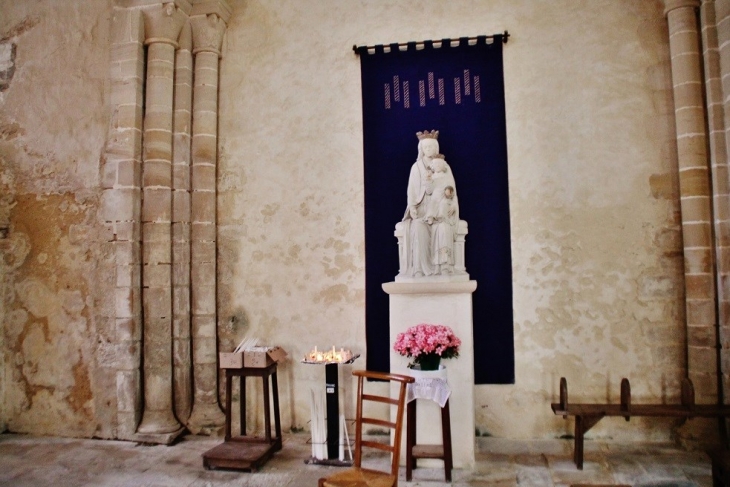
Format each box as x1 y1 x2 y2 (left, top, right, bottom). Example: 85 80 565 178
382 280 477 295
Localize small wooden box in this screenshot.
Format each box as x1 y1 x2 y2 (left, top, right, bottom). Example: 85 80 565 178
220 346 287 369
219 352 244 369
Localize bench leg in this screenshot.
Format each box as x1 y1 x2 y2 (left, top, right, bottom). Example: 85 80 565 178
574 415 603 470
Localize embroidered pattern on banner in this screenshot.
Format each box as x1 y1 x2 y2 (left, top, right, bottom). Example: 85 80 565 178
382 68 483 108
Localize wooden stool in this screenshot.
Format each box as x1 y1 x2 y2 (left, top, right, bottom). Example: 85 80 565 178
405 398 453 482
203 362 282 471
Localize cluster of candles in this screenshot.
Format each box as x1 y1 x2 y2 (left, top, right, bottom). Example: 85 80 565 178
304 346 353 364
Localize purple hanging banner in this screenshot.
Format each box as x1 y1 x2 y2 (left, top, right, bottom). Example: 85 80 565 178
358 35 514 384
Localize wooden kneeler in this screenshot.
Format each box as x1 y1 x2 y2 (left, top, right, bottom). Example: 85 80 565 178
552 376 730 469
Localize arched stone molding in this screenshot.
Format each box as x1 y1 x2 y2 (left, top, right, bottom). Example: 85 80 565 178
186 1 230 435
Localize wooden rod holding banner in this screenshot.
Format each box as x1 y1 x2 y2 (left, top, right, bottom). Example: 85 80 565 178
353 31 509 54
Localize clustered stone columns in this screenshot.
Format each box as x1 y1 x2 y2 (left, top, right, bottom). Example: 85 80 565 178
187 9 228 435
665 0 730 424
105 0 230 444
664 0 717 404
702 0 730 404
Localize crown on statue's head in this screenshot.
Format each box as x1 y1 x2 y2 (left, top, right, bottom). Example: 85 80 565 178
416 130 439 140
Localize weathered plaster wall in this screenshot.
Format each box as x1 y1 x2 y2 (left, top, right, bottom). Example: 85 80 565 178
0 0 689 443
0 0 115 437
219 0 685 440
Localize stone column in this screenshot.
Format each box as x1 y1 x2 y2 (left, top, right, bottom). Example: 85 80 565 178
709 0 730 402
187 1 230 434
136 2 188 440
665 0 718 403
105 5 146 440
172 20 193 424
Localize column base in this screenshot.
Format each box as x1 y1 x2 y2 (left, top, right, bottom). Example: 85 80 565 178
187 401 225 435
133 426 186 445
137 410 183 436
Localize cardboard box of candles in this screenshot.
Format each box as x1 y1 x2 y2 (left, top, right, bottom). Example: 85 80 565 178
219 337 287 368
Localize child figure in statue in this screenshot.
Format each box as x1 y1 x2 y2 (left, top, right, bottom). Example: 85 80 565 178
425 155 450 217
426 184 457 275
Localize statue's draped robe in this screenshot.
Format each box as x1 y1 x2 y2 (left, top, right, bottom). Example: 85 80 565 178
402 158 457 276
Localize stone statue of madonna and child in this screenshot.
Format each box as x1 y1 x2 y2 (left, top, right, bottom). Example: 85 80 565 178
395 130 469 282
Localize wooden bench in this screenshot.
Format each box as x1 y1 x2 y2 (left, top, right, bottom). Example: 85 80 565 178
551 377 730 469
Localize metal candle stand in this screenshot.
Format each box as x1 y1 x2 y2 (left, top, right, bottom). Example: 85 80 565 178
302 354 360 466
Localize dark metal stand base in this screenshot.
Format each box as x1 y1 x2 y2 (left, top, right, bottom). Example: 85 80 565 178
304 457 352 467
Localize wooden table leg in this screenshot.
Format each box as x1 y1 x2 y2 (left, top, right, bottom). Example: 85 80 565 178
262 372 272 443
272 370 282 450
225 370 233 441
406 400 416 481
240 375 246 436
441 399 453 482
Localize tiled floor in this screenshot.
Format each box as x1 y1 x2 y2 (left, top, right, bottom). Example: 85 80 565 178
0 432 714 486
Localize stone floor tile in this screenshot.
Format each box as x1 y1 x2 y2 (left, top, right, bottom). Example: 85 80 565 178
632 482 698 487
478 437 533 455
0 433 720 487
515 465 553 486
526 439 572 456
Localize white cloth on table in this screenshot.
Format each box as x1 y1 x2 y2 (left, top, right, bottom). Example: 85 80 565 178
406 377 451 408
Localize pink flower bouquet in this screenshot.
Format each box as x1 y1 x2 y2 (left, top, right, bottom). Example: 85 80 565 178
393 324 461 370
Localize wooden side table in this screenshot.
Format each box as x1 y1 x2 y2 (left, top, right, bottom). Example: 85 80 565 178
202 362 282 472
405 397 453 482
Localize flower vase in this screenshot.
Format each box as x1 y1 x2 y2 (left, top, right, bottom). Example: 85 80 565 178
416 353 441 371
408 364 447 381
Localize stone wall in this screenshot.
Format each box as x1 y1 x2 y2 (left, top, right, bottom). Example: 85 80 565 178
0 0 709 444
0 0 115 437
219 0 685 441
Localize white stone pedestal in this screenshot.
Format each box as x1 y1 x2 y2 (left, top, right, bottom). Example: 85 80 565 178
383 280 477 470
